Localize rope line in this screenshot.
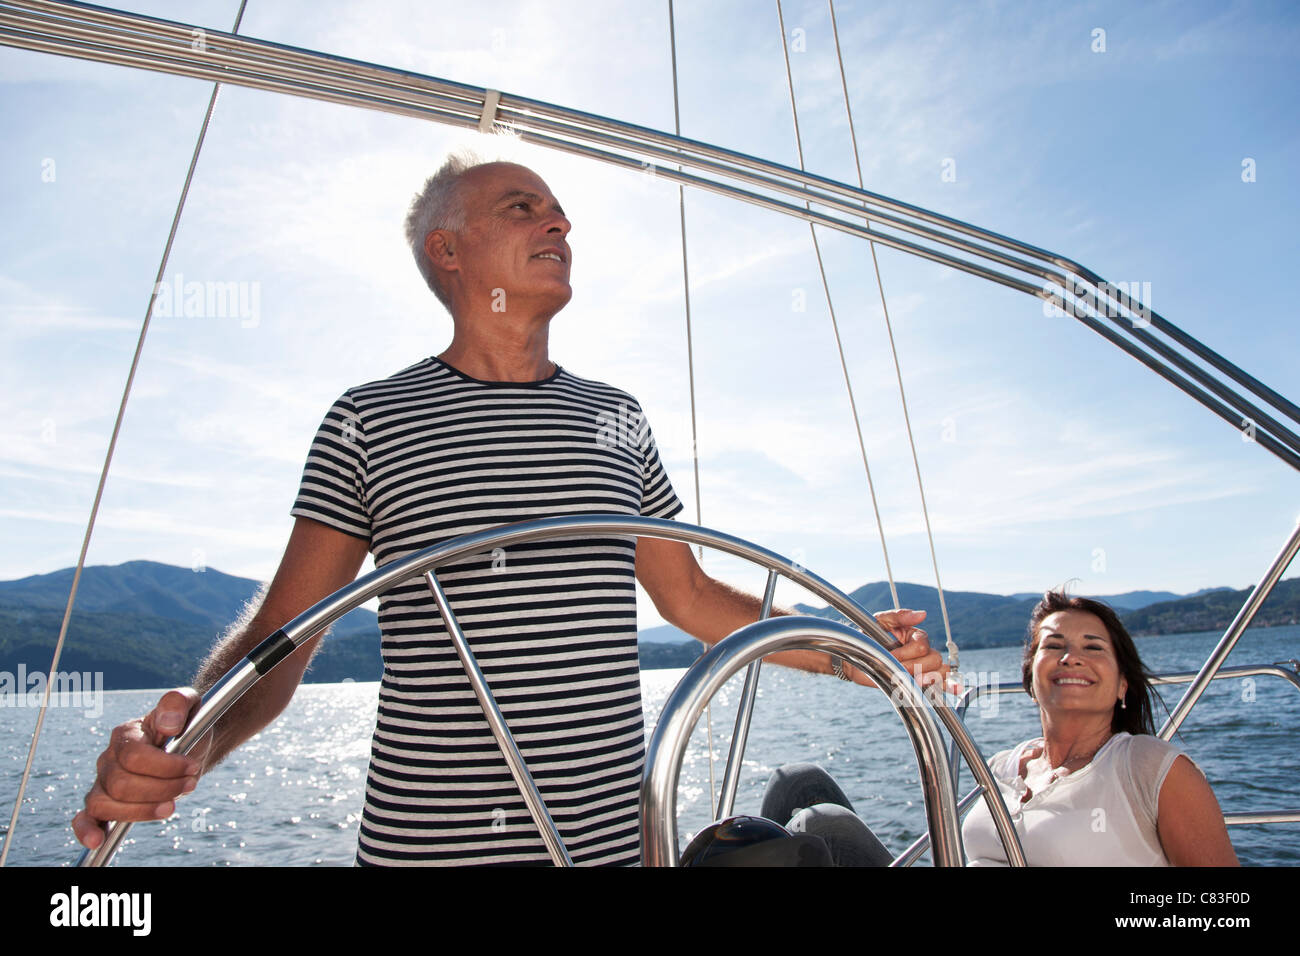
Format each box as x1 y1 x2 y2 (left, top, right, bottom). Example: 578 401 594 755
774 0 899 608
827 0 957 671
0 0 250 867
666 0 716 813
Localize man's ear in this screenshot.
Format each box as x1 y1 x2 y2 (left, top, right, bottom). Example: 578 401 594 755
424 229 457 274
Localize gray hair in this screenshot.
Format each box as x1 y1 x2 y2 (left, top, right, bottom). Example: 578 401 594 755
404 150 484 311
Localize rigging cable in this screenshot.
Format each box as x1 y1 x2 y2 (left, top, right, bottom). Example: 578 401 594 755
0 0 251 867
666 0 716 812
825 0 958 673
772 2 899 606
773 0 959 674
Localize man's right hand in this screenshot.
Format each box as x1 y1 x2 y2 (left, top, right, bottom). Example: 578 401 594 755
70 518 369 852
72 687 208 850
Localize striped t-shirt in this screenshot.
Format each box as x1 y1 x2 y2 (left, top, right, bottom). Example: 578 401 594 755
290 357 683 865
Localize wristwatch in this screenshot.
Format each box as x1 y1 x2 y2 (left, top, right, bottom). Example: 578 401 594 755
830 654 853 682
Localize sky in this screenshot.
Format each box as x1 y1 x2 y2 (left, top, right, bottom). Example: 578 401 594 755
1 0 1298 633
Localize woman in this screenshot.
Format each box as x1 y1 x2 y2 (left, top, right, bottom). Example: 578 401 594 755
960 589 1238 866
753 590 1238 866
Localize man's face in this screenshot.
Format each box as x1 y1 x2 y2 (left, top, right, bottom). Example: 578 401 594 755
438 162 573 314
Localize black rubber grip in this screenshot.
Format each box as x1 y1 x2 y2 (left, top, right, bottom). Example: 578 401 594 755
248 629 295 675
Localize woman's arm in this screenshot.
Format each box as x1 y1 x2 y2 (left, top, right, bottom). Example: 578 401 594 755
1156 755 1239 866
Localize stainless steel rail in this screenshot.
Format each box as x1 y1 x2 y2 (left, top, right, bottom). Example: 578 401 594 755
640 615 966 866
75 514 1024 867
1159 520 1300 740
953 662 1300 717
1154 661 1300 693
714 569 777 820
893 787 984 868
3 0 1297 469
1223 811 1300 825
422 571 572 867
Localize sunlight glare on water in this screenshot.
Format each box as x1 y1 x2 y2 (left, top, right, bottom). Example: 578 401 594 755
2 628 1296 866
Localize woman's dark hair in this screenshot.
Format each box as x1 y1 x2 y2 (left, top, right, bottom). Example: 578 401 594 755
1021 589 1156 735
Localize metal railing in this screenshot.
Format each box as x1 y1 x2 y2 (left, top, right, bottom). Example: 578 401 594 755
642 616 968 866
2 0 1298 470
1159 521 1300 740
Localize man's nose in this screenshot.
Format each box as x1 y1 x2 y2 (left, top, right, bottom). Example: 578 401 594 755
545 209 571 236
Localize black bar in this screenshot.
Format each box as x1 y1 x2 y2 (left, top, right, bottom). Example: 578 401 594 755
247 629 293 675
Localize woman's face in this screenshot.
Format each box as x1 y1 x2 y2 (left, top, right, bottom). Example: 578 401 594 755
1030 610 1128 721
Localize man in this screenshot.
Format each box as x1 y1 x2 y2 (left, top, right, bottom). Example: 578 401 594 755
74 155 944 865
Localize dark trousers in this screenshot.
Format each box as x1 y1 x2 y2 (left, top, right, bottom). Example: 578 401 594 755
760 763 893 867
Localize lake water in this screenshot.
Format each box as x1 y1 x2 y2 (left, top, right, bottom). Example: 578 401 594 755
2 625 1297 866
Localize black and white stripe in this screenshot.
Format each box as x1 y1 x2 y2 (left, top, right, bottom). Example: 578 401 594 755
291 357 682 865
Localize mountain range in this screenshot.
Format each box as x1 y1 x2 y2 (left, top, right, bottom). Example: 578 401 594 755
0 562 380 690
1 561 1296 690
637 582 1266 646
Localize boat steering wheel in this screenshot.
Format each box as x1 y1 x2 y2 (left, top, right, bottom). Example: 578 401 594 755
76 514 1026 867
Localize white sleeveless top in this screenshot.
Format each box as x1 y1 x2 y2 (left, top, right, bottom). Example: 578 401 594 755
962 732 1188 866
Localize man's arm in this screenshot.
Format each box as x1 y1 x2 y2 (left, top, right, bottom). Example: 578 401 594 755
72 517 369 849
634 536 945 687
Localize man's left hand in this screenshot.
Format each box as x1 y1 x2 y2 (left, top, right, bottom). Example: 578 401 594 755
846 608 948 690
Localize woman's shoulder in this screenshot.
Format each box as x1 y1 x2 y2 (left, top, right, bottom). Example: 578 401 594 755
1108 732 1200 807
1109 731 1189 769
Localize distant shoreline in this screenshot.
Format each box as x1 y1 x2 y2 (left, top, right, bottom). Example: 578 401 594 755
3 561 1294 688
